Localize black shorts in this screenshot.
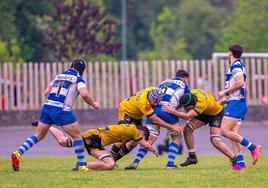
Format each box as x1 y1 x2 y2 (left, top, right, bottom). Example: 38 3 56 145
118 114 142 127
195 110 224 128
82 129 105 154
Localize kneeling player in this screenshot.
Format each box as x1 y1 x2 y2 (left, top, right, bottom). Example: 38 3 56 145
47 123 157 170
162 89 236 168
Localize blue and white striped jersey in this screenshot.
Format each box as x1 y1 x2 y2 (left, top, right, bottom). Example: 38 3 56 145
225 59 247 101
158 77 189 108
45 68 86 111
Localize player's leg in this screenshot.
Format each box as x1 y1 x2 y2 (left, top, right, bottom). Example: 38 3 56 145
87 150 115 170
221 116 261 165
180 119 205 167
12 122 51 171
231 120 246 170
112 140 138 162
61 121 88 171
125 125 158 170
48 126 73 147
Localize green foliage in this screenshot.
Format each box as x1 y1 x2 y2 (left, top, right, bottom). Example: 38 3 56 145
215 0 268 52
0 39 24 63
138 7 192 61
0 156 268 187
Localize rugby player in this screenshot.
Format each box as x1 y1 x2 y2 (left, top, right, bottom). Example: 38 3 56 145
109 87 184 162
11 59 100 172
125 70 189 169
218 44 262 170
44 123 157 170
162 89 236 168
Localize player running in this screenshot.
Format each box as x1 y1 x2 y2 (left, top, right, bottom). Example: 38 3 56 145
11 59 100 172
109 87 184 162
45 123 157 170
218 44 262 170
162 89 236 167
125 70 189 169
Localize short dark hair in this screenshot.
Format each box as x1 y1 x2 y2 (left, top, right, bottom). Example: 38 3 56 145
175 69 189 78
229 44 243 58
71 59 86 75
137 126 150 141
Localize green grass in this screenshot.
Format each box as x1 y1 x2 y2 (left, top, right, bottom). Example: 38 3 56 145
1 155 268 188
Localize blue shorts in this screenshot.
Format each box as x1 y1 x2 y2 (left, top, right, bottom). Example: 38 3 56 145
146 105 179 125
224 100 247 120
39 105 77 126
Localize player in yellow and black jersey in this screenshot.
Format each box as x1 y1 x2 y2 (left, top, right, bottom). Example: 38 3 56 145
45 123 157 170
110 87 183 162
162 89 236 167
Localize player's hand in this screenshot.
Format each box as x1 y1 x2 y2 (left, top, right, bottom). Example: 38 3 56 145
162 105 174 114
218 97 227 105
218 90 226 98
92 102 101 109
153 150 159 157
172 125 184 133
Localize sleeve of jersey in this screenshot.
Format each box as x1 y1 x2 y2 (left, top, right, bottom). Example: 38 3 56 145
231 65 243 78
193 100 207 114
140 101 155 117
170 88 185 108
77 77 87 90
132 127 143 141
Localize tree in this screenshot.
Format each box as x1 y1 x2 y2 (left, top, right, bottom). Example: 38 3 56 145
215 0 268 52
45 0 121 61
138 7 191 61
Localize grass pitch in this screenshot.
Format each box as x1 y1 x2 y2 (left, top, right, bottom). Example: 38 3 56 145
1 155 268 188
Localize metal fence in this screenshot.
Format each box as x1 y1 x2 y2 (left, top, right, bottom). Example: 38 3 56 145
0 59 268 111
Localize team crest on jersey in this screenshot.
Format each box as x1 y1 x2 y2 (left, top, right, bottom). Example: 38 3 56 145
85 138 91 145
145 105 152 111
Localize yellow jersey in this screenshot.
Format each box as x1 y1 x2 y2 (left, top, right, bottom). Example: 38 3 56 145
82 123 142 147
191 89 222 116
119 87 155 120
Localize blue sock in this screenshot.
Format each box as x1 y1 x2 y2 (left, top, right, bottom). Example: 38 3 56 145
18 135 38 156
167 142 179 167
241 138 256 152
74 140 86 167
133 147 148 164
235 155 245 166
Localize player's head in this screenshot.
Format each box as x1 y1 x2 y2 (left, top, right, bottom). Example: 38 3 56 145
179 93 197 111
228 44 243 63
137 126 150 141
71 59 86 76
175 69 189 84
148 88 164 106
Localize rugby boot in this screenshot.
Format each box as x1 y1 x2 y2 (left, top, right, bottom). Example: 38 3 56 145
125 162 139 170
180 157 198 167
31 120 39 127
165 164 179 169
71 162 79 171
231 164 247 171
11 151 21 171
251 145 262 165
78 166 89 172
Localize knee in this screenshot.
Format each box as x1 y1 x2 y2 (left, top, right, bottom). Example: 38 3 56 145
105 160 116 170
185 121 196 134
58 138 67 147
210 135 221 146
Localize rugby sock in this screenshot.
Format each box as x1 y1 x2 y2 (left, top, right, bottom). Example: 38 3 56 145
189 150 197 158
18 135 38 156
133 147 148 164
167 142 179 167
113 144 130 162
235 155 245 167
110 144 120 159
74 140 86 166
240 138 256 152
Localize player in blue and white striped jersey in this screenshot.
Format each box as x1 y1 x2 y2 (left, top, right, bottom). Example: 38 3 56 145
12 59 100 172
218 44 262 170
126 70 189 169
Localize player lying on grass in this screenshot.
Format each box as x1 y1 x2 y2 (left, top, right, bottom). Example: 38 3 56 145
45 123 157 170
125 69 189 170
162 89 237 169
109 87 184 162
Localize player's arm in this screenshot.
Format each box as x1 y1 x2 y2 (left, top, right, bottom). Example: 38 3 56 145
79 87 100 109
162 105 199 120
44 82 53 98
138 138 158 156
148 114 184 132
